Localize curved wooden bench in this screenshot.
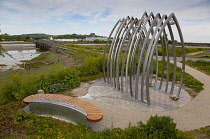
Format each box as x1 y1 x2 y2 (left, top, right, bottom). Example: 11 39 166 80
23 94 103 122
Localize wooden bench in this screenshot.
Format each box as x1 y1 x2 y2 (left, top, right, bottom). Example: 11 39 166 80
23 94 103 122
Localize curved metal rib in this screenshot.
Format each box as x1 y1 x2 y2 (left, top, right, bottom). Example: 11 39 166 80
103 19 121 83
103 12 185 106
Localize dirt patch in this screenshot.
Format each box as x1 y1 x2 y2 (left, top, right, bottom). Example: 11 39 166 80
50 47 80 67
186 51 203 56
2 44 36 50
64 79 98 97
182 85 199 98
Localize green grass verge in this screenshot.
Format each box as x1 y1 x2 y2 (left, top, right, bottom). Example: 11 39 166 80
186 60 210 76
188 52 210 59
184 126 210 138
157 47 210 57
60 44 105 51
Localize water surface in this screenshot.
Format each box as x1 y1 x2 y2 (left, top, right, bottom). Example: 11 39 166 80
0 44 40 71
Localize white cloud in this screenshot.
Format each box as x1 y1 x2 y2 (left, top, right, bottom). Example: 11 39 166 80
0 0 209 42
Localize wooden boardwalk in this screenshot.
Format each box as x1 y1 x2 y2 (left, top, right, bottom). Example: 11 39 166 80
23 94 103 122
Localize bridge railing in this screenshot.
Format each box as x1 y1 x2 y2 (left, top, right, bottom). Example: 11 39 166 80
35 40 65 51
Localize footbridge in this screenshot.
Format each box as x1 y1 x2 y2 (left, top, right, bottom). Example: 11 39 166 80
35 40 64 51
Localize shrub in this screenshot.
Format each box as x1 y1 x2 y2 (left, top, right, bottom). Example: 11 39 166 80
0 48 104 105
0 67 81 105
63 68 80 88
138 115 186 139
78 56 103 77
0 73 40 103
44 83 69 94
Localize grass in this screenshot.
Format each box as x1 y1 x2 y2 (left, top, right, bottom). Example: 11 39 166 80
0 66 82 105
0 102 187 139
0 47 104 105
198 55 210 59
157 47 210 57
0 52 68 83
184 126 210 138
0 102 93 138
0 44 208 138
1 46 203 104
21 52 66 70
152 60 204 94
186 60 210 76
0 45 205 101
184 47 210 54
58 44 105 51
188 52 210 59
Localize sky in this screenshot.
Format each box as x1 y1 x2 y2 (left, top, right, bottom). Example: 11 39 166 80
0 0 210 43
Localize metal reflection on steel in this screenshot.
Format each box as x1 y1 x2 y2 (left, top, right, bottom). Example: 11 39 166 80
103 12 185 106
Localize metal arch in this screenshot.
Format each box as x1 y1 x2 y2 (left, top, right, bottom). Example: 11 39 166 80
145 14 175 105
127 12 151 97
138 13 162 102
134 12 156 100
114 17 134 89
106 18 126 84
172 14 185 97
115 18 136 90
103 19 121 83
142 14 167 105
110 18 129 87
120 18 138 93
133 13 155 100
103 12 185 106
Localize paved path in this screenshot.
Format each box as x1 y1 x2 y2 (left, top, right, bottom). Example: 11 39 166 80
155 56 210 62
82 63 210 131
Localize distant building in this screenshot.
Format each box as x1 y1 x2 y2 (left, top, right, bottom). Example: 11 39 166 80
86 37 107 42
54 39 82 42
89 33 95 37
47 37 54 40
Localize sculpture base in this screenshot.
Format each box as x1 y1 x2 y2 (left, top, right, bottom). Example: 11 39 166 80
80 79 191 112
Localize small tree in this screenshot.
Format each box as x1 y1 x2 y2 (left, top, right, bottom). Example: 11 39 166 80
0 43 11 57
0 34 4 41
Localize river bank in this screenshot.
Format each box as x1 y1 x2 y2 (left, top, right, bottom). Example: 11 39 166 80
1 43 36 50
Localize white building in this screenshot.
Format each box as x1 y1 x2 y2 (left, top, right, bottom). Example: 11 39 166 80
86 37 107 42
47 37 54 40
54 39 82 42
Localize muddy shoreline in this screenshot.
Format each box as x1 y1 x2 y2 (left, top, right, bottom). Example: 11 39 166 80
2 44 36 50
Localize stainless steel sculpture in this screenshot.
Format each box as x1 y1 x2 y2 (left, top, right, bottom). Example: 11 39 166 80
103 12 185 106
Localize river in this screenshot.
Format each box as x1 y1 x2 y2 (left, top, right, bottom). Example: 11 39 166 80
0 44 40 71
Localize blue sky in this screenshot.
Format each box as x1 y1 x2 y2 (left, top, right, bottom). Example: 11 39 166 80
0 0 210 43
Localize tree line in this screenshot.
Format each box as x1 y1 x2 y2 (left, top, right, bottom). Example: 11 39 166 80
0 33 103 42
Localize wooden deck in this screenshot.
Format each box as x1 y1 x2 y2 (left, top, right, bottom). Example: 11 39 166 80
23 94 103 122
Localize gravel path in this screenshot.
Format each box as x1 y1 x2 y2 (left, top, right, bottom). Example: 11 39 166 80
81 63 210 131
